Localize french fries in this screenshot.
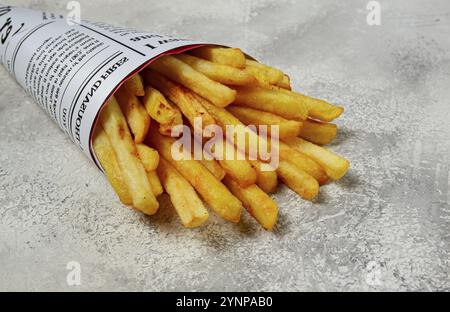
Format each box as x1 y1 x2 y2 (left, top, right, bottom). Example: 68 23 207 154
199 158 226 180
136 143 159 172
300 119 337 145
192 137 226 180
99 97 159 214
93 127 132 205
244 66 271 87
305 97 344 122
157 158 209 227
123 73 145 96
93 45 349 230
142 86 177 125
190 46 246 69
284 137 349 180
143 69 216 131
277 160 319 200
148 129 242 223
136 142 163 197
204 94 328 189
176 54 256 86
249 160 278 193
200 98 273 163
147 171 163 197
269 85 344 122
245 59 284 85
115 87 150 143
223 177 278 231
211 139 257 187
159 105 183 136
142 86 184 136
234 86 308 121
227 106 302 139
278 141 329 185
277 74 291 90
200 95 283 194
200 96 242 128
149 55 236 107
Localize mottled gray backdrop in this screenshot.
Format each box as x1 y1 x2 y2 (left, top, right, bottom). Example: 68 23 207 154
0 0 449 291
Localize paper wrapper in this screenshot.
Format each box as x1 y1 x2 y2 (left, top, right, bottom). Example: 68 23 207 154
0 5 206 168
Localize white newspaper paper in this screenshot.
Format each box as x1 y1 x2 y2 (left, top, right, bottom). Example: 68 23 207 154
0 5 203 166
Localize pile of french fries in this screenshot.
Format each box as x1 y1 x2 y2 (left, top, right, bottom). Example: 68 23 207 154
93 46 349 230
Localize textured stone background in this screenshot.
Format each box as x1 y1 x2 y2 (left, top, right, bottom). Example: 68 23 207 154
1 0 449 291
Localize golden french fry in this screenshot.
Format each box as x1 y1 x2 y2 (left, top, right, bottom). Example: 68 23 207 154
285 137 349 180
244 66 271 87
277 160 319 200
211 139 257 188
245 59 284 85
93 127 132 205
201 98 271 158
278 141 328 185
136 138 163 197
227 106 302 139
249 160 278 193
157 158 209 228
147 170 163 196
143 70 216 130
223 177 278 231
190 46 246 69
303 98 343 122
234 86 308 121
136 143 159 172
191 139 226 180
244 60 291 90
200 97 242 128
269 86 344 122
159 104 183 136
199 158 226 181
142 86 177 124
300 119 337 145
148 129 242 222
176 54 256 86
123 73 145 96
276 74 291 90
149 55 236 107
115 87 150 143
99 97 158 214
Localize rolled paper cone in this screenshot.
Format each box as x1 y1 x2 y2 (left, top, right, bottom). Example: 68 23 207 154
0 4 206 169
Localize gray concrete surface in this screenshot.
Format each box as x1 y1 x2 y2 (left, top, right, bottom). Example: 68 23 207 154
1 0 449 291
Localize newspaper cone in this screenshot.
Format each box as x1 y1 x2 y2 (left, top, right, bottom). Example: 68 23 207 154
0 5 204 167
